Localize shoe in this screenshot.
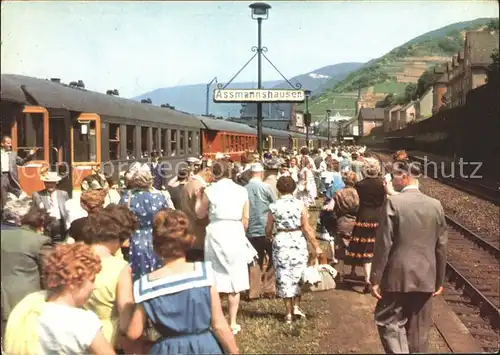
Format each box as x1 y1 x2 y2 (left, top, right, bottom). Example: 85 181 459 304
230 324 241 335
285 314 293 324
293 306 306 318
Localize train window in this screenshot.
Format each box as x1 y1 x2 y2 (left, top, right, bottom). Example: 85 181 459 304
126 125 135 159
73 120 97 162
109 124 120 160
187 131 193 155
16 113 45 160
230 135 234 152
170 129 177 156
179 130 185 155
195 132 199 153
222 134 226 150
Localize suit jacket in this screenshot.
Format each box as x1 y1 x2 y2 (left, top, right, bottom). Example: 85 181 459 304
370 188 448 293
32 189 70 223
1 226 54 323
3 150 34 189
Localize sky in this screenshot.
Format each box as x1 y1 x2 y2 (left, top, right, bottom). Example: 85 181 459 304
1 0 498 98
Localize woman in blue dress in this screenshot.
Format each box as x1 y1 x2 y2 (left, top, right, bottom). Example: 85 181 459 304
120 163 170 281
121 209 239 355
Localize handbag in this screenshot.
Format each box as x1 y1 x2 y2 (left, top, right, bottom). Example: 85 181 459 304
302 260 337 292
301 261 322 286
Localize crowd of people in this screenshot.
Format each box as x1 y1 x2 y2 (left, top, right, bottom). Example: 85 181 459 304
1 134 448 354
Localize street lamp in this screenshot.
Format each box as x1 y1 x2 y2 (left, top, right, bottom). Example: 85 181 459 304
249 2 271 156
326 109 332 147
206 77 217 116
304 89 312 147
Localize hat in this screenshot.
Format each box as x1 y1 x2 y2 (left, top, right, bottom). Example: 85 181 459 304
186 157 201 165
40 171 62 183
250 163 264 172
215 152 224 160
264 158 282 170
81 178 104 191
325 149 332 155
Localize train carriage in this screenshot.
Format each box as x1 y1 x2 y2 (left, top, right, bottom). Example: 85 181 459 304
198 117 257 161
1 74 333 199
1 74 204 198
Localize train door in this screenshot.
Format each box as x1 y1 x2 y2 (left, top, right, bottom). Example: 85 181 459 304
71 113 101 199
12 106 50 196
48 109 72 193
264 135 272 151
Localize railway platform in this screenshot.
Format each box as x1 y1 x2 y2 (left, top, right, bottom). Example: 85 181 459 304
316 270 482 353
236 264 483 353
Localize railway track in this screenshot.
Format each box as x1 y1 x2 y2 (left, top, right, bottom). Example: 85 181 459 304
410 155 500 205
370 149 500 205
443 216 500 353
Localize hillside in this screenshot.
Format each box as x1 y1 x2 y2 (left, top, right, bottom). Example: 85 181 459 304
306 17 498 120
132 62 363 117
272 62 363 93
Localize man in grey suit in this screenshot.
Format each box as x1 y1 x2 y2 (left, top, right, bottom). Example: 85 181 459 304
1 135 37 211
32 172 70 243
370 162 448 354
1 199 54 335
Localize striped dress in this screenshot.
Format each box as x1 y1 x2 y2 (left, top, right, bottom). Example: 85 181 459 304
345 177 385 265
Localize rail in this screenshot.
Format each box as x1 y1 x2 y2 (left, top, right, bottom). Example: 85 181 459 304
409 155 500 205
370 149 500 205
445 215 500 259
445 262 500 329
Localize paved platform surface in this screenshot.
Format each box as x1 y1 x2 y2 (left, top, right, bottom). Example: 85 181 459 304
314 285 451 353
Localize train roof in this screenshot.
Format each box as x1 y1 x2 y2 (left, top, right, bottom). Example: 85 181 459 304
0 74 204 129
198 116 257 135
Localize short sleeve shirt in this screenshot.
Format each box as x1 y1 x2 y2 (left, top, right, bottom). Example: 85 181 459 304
37 303 102 354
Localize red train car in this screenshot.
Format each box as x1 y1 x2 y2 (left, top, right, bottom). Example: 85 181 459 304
199 117 257 161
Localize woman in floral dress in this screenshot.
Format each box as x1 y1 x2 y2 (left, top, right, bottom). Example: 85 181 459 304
266 176 321 324
120 163 169 281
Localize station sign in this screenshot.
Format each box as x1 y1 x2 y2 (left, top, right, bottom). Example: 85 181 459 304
213 89 305 103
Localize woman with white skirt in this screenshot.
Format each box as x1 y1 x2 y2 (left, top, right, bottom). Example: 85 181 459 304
195 159 256 335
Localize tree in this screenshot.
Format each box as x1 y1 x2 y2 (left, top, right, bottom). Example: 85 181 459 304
375 93 396 108
486 48 499 85
487 19 499 31
404 83 418 102
416 66 439 98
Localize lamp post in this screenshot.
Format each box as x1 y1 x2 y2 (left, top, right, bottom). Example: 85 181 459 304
326 109 332 147
206 76 217 116
304 89 312 147
249 2 271 157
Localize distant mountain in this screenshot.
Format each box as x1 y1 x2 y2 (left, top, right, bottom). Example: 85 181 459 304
133 80 282 118
132 62 364 117
306 17 499 119
272 62 364 95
